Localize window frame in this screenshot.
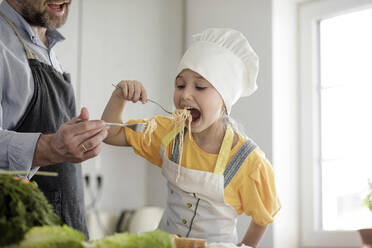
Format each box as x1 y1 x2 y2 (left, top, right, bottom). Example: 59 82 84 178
299 0 372 246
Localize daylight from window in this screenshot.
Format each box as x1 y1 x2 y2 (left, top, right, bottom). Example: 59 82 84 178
320 7 372 231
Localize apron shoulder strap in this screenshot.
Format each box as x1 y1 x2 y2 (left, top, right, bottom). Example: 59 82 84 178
213 125 234 175
169 129 187 163
223 139 257 188
0 11 37 60
169 125 236 174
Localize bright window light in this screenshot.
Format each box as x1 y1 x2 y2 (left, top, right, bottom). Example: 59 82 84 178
320 7 372 231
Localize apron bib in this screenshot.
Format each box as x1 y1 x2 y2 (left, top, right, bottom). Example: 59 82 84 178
157 126 257 243
0 12 88 238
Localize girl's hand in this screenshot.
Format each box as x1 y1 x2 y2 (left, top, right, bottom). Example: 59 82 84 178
114 80 148 104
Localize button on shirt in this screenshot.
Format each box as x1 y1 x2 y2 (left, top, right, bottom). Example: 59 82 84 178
0 0 65 178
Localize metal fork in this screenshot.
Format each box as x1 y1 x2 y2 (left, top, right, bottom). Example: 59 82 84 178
105 122 147 133
111 84 172 114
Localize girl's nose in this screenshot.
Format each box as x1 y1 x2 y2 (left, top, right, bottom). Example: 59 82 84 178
181 86 193 101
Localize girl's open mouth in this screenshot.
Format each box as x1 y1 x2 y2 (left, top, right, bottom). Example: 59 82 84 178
189 108 201 123
47 3 66 17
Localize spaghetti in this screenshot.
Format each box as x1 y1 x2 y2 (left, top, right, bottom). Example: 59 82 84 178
141 109 192 182
171 109 192 182
143 118 158 146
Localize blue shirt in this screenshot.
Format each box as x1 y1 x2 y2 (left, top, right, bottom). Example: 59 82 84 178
0 0 66 178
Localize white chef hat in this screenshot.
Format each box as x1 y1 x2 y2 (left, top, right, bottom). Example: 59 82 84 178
175 28 259 114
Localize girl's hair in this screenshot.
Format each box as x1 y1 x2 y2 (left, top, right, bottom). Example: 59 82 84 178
223 113 248 139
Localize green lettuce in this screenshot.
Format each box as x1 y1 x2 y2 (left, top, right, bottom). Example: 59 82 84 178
138 229 175 248
91 229 175 248
0 175 61 246
93 232 141 248
18 225 84 248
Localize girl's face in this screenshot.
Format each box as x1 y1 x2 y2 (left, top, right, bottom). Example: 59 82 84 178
173 69 225 133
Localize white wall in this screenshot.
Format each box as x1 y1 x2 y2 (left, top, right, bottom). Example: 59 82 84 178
272 0 300 247
81 0 183 211
184 0 274 246
57 0 183 212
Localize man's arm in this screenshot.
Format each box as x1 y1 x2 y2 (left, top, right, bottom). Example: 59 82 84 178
1 107 108 177
0 129 40 175
0 40 40 177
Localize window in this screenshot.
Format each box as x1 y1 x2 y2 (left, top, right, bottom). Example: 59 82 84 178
299 0 372 246
319 8 372 231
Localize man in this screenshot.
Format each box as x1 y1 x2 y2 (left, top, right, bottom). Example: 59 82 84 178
0 0 108 238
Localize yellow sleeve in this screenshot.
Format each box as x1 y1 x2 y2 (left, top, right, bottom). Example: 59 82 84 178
239 150 281 226
124 116 173 167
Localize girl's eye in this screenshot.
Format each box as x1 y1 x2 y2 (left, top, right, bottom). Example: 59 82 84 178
196 86 206 90
176 85 185 89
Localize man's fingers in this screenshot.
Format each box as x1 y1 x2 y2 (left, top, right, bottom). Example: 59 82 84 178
64 129 106 162
76 127 108 149
66 120 107 136
81 143 103 160
50 119 108 164
63 107 90 126
65 116 84 126
79 107 89 121
78 129 107 160
76 127 105 144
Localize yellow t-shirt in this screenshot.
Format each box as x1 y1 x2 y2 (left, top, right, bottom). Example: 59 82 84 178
124 116 281 226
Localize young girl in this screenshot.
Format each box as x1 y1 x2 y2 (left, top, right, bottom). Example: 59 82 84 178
102 28 280 247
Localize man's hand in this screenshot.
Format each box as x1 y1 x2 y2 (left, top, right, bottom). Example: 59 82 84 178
32 107 108 167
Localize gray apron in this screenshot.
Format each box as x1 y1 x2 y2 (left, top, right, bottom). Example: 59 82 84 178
0 12 88 238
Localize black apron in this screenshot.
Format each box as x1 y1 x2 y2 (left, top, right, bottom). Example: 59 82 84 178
0 12 88 238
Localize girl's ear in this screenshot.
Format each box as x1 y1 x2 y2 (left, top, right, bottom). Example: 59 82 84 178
221 104 227 115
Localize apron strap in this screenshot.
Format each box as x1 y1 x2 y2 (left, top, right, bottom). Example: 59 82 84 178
223 139 257 188
166 124 235 175
169 132 181 163
0 11 37 60
213 125 234 175
168 128 188 164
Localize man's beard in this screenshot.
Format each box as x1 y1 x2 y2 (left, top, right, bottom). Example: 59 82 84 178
16 0 69 29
